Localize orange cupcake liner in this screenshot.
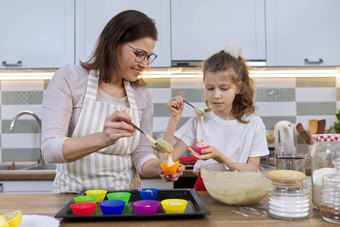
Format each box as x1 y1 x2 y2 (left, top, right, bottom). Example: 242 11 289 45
160 161 180 175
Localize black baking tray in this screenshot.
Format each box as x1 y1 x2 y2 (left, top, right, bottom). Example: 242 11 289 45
55 189 210 220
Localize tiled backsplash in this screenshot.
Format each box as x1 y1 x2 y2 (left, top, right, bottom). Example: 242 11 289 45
1 76 338 162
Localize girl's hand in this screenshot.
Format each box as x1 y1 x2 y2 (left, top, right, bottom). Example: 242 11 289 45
159 163 185 182
102 110 135 146
188 146 224 162
167 91 184 119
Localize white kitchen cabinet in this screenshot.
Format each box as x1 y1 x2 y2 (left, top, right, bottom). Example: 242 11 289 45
171 0 266 65
0 0 74 69
0 181 53 194
75 0 171 67
266 0 340 66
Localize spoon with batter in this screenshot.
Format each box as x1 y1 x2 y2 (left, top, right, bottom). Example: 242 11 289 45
124 120 173 154
183 100 205 117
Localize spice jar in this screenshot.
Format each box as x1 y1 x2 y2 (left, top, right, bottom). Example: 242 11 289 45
266 170 310 220
320 158 340 224
311 134 340 210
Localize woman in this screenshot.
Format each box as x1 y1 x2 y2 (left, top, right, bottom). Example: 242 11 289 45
41 10 184 193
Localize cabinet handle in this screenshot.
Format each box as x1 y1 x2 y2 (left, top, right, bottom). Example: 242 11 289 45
0 183 3 192
2 60 22 67
304 58 323 65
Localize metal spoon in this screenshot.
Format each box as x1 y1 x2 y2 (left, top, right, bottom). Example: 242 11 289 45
183 100 205 117
124 120 173 154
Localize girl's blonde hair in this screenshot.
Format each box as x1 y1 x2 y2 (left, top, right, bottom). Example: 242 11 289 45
202 49 255 123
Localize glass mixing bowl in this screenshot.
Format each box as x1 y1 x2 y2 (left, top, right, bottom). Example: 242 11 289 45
201 163 274 205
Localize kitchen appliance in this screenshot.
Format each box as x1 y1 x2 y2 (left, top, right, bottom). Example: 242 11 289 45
273 121 297 156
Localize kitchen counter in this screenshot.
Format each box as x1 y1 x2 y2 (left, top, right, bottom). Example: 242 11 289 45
0 192 332 226
0 165 195 181
0 162 56 180
0 167 195 192
0 170 56 180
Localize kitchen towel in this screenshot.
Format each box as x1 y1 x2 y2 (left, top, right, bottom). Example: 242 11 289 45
21 215 59 227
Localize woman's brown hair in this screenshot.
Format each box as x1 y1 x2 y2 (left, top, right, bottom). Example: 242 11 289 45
80 10 158 85
203 50 255 123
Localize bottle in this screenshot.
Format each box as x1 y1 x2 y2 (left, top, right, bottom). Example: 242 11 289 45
311 134 340 210
266 170 310 220
320 158 340 224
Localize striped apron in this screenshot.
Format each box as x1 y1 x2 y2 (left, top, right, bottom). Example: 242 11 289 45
53 70 141 193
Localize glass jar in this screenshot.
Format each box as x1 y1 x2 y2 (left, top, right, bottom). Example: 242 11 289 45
266 170 310 220
311 134 340 210
320 158 340 224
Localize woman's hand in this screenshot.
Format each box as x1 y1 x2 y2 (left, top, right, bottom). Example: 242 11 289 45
188 146 225 162
167 91 184 119
62 110 135 162
102 110 135 147
159 163 185 182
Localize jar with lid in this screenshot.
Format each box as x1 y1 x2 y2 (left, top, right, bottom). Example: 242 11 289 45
320 158 340 224
266 170 310 220
311 134 340 210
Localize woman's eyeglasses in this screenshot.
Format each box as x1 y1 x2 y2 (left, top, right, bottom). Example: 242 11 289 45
128 44 157 65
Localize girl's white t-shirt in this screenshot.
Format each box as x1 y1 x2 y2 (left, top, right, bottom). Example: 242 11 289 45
174 111 269 173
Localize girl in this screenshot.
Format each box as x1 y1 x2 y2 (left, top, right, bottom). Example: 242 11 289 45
163 43 269 191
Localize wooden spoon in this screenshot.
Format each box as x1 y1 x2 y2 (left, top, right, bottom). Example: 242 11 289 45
10 162 15 170
296 123 312 145
316 119 326 134
308 119 318 136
